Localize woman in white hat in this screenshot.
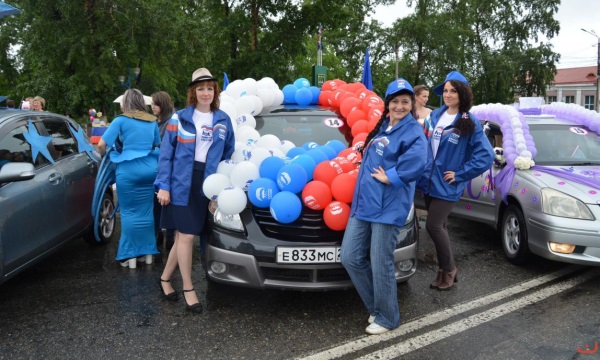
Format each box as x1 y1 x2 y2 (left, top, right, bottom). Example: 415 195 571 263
155 68 235 313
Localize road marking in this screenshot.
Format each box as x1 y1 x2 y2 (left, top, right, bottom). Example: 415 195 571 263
358 268 600 359
297 265 584 360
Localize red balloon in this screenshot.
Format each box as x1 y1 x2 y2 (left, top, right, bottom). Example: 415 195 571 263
323 201 351 231
361 94 384 112
332 156 355 173
348 169 360 178
368 107 383 122
318 90 331 106
351 120 369 137
331 89 348 108
340 97 361 118
322 80 337 92
302 180 332 210
355 89 373 100
313 160 344 187
331 173 357 203
351 132 368 147
338 148 362 164
367 118 379 132
346 109 367 128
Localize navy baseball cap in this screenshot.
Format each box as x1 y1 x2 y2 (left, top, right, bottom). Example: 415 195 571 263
385 78 414 98
433 70 470 96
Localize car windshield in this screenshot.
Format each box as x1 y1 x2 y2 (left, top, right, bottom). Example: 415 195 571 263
254 111 352 147
530 124 600 165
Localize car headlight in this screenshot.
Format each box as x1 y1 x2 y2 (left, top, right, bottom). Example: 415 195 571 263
404 204 415 226
541 188 594 220
212 208 245 232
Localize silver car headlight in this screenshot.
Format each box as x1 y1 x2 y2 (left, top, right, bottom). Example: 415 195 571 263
212 208 245 232
405 204 415 226
541 188 594 220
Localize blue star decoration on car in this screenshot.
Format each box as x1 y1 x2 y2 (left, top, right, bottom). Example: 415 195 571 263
23 120 55 164
69 123 98 162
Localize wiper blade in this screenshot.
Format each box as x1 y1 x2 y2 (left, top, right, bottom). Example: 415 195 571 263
568 162 600 166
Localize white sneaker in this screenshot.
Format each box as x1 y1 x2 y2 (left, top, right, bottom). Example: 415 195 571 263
120 259 136 269
365 323 390 335
368 315 375 324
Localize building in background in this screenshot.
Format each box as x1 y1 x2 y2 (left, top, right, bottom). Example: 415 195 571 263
546 66 597 111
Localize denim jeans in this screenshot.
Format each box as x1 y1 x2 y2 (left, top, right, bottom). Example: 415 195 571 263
340 216 401 330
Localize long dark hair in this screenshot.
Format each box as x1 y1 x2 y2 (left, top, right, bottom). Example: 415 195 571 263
361 90 415 153
448 80 474 136
151 91 174 121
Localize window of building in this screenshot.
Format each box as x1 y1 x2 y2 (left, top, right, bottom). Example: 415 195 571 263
564 95 575 103
584 95 595 110
547 96 557 104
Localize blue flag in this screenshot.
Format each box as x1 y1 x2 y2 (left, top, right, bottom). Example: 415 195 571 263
223 72 230 90
362 48 373 91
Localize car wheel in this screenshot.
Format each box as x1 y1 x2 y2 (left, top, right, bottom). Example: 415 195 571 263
86 192 116 245
500 204 530 265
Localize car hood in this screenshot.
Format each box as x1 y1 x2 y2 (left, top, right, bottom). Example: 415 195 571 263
521 165 600 204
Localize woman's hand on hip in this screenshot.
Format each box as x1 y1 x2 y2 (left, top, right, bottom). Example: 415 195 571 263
443 171 456 184
157 189 171 206
371 166 390 184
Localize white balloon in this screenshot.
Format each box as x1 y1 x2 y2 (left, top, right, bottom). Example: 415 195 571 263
242 78 258 96
230 161 260 190
220 92 235 105
235 95 256 115
225 80 246 98
203 173 232 200
268 148 285 158
272 89 284 106
236 113 257 129
220 102 237 124
255 134 281 149
257 88 274 108
279 140 296 154
236 126 261 144
216 159 237 177
250 95 263 115
231 147 250 163
248 147 272 168
217 186 248 215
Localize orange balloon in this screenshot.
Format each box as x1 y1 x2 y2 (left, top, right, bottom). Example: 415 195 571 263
319 90 331 106
346 109 367 128
338 148 362 164
368 107 383 122
322 80 337 92
331 89 348 108
361 94 384 112
313 160 344 187
351 120 369 137
351 132 368 147
323 201 351 231
340 97 361 118
331 173 357 203
302 180 332 210
367 118 379 132
355 89 373 100
348 168 360 178
332 156 355 173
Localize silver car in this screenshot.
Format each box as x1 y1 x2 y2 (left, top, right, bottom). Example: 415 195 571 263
416 105 600 266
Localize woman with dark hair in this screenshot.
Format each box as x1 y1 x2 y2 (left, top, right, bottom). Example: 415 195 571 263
417 70 494 291
341 78 427 335
151 91 176 250
97 89 161 269
155 68 235 313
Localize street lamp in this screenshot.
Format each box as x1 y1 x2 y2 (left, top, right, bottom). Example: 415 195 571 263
581 28 600 112
119 66 141 89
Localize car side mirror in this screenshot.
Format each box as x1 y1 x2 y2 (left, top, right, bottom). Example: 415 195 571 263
0 162 36 183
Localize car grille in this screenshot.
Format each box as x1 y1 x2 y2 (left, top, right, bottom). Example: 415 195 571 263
252 207 344 242
261 266 350 283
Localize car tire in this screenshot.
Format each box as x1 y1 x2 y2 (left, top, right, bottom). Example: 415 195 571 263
85 191 116 245
500 204 530 265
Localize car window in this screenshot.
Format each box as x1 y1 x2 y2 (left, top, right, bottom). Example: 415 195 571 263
255 114 351 147
42 118 79 161
0 124 50 171
530 124 600 165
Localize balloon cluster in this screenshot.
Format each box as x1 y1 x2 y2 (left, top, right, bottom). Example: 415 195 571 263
542 102 600 134
281 78 322 106
317 79 385 147
218 77 284 127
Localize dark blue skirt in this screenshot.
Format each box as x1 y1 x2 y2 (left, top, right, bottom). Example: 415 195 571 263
160 161 209 235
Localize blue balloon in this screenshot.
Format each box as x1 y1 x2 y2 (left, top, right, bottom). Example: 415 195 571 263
302 141 319 151
282 84 298 104
248 177 279 208
294 78 311 89
259 156 286 181
291 154 317 180
325 139 346 155
318 145 337 160
286 146 306 158
305 148 329 165
309 86 321 105
276 163 308 193
295 88 313 106
270 191 302 224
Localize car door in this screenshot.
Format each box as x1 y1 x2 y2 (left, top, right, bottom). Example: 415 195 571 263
40 115 96 236
0 116 66 278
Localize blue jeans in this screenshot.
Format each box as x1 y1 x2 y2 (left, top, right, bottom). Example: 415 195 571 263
341 216 401 330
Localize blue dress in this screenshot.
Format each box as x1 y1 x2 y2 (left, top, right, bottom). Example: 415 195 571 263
102 115 161 261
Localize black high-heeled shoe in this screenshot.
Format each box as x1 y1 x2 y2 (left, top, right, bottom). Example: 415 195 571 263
183 288 203 313
159 278 178 302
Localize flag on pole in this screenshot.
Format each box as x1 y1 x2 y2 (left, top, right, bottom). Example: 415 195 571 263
223 72 230 90
362 48 373 91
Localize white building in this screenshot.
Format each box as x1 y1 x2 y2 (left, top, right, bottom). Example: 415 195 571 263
546 66 597 111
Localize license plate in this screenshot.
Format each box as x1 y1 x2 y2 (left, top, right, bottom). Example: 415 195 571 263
276 246 341 264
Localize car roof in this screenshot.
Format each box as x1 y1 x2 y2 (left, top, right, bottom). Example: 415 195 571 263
257 104 341 118
0 109 73 126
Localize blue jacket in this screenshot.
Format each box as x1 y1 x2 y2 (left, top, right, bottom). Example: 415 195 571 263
154 106 235 206
417 105 494 202
351 113 427 227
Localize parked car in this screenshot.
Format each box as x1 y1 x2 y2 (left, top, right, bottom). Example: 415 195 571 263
416 104 600 266
0 109 115 285
204 105 420 290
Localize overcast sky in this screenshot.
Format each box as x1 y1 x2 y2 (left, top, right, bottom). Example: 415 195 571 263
373 0 599 69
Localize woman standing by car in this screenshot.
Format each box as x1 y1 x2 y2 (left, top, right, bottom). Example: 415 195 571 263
97 89 161 269
155 68 235 313
417 70 494 291
341 78 427 335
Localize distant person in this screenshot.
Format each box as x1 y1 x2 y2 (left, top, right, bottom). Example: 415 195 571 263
21 101 31 110
413 85 432 125
32 96 46 111
155 68 235 313
340 78 427 335
417 71 494 291
0 149 11 168
151 91 176 250
6 100 15 109
97 89 161 269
